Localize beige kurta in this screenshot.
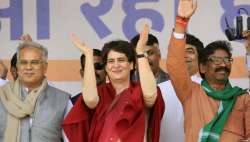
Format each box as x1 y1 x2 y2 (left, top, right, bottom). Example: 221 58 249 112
166 35 250 142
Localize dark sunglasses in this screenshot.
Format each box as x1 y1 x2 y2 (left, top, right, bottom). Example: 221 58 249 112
94 62 104 70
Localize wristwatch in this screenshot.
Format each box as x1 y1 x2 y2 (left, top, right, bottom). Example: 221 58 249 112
136 52 148 58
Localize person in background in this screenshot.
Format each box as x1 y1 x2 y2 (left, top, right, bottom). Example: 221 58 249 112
243 30 250 90
130 33 169 84
71 49 106 105
0 60 8 86
159 33 204 142
10 53 18 81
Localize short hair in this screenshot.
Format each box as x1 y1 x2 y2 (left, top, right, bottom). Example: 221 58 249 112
11 53 17 68
186 33 204 55
101 40 136 78
17 41 48 62
130 33 159 49
80 49 102 69
93 48 102 57
198 40 232 79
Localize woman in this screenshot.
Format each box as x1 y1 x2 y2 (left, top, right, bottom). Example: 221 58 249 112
63 25 164 142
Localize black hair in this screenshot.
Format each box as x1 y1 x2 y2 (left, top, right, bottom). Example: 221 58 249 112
186 33 204 55
198 40 232 79
130 33 159 49
80 49 102 69
93 48 102 57
11 53 17 68
101 40 136 80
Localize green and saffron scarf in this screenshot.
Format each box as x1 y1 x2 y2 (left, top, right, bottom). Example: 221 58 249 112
198 80 246 142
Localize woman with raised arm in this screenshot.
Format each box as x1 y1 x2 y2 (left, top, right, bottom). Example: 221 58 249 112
62 25 164 142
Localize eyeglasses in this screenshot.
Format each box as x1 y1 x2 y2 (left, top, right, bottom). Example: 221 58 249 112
208 56 233 65
17 59 44 66
94 62 104 70
146 49 155 56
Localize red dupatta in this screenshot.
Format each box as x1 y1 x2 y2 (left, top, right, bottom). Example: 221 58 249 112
62 82 164 142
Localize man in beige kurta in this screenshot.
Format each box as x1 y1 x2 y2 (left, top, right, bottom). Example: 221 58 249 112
166 0 250 141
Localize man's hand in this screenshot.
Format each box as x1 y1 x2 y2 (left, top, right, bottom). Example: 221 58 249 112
177 0 197 19
174 0 197 33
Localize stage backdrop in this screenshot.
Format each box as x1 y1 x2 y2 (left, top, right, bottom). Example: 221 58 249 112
0 0 249 95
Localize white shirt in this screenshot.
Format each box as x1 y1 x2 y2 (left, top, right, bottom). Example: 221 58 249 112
158 75 202 142
0 78 8 86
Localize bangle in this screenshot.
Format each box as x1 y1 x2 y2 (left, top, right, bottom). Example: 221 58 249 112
176 16 189 28
173 32 185 39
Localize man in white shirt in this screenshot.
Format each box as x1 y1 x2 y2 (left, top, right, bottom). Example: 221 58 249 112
159 33 204 142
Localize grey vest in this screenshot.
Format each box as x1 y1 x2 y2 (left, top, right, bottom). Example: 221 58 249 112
0 84 70 142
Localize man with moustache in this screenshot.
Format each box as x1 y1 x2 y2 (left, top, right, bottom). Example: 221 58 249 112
0 41 70 142
167 0 250 141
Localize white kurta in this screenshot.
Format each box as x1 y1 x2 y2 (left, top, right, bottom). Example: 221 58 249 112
158 75 202 142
